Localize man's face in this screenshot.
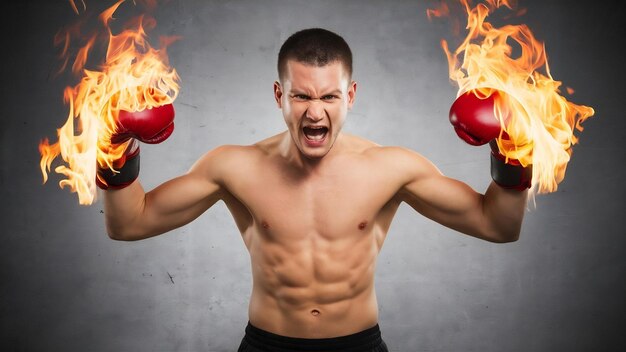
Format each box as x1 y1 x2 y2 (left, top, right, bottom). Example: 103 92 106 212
274 60 356 160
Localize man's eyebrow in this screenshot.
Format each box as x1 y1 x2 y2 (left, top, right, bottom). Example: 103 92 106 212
288 89 343 96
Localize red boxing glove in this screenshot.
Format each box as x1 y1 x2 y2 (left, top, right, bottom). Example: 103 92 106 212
449 90 502 145
449 90 531 190
111 103 175 145
97 103 175 190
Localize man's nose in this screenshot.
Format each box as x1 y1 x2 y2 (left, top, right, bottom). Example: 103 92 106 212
305 100 325 121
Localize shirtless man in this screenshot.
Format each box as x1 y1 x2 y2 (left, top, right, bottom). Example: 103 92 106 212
100 28 529 351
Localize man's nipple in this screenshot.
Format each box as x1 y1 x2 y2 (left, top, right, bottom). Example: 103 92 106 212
261 221 270 229
358 221 367 230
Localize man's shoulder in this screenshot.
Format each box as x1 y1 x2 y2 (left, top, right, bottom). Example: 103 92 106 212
192 143 261 171
341 133 380 153
346 134 424 161
200 143 257 160
352 138 437 174
251 132 286 156
196 133 286 170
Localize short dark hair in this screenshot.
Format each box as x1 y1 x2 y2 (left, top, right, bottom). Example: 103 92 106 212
277 28 353 81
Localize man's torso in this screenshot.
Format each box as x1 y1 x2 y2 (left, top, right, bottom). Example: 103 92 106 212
216 132 410 338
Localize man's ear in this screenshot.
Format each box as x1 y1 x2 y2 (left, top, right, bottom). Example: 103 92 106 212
347 80 357 110
274 81 283 109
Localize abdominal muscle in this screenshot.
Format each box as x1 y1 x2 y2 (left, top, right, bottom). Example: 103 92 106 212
245 226 382 338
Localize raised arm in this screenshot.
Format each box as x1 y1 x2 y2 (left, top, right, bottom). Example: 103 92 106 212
395 89 532 242
96 103 228 241
104 146 227 241
395 149 527 243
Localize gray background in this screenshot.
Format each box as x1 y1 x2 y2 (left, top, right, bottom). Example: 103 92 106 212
1 0 624 351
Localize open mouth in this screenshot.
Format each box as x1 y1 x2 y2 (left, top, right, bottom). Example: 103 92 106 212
303 126 328 141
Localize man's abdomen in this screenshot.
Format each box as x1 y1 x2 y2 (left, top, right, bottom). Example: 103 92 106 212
247 282 379 338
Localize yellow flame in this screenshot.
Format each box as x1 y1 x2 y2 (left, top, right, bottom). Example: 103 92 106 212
40 0 180 205
434 0 594 193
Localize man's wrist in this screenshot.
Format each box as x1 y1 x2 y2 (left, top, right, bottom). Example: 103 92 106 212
96 140 140 190
489 140 532 191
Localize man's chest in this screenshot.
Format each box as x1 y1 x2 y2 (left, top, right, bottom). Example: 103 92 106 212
224 160 402 240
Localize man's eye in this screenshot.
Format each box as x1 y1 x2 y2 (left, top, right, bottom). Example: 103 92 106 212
322 95 336 100
294 95 309 100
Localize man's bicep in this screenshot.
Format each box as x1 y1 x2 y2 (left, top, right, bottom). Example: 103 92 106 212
138 147 227 239
398 155 490 240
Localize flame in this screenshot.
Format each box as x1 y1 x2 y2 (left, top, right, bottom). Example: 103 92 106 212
39 0 180 205
430 0 594 193
427 1 450 20
68 0 86 15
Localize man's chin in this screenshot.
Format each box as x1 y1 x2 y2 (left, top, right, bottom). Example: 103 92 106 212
297 132 330 157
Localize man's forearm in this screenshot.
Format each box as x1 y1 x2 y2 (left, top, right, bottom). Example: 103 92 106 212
103 180 147 240
482 181 528 243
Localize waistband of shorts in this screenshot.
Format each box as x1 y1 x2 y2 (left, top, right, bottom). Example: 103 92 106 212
243 321 383 352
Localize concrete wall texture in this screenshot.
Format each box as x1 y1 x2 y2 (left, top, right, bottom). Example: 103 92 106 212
1 0 624 351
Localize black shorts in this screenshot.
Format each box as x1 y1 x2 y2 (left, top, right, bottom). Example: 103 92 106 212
237 321 389 352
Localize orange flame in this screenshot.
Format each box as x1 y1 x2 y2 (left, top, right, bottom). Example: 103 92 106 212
427 1 450 20
430 0 594 193
40 0 180 205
